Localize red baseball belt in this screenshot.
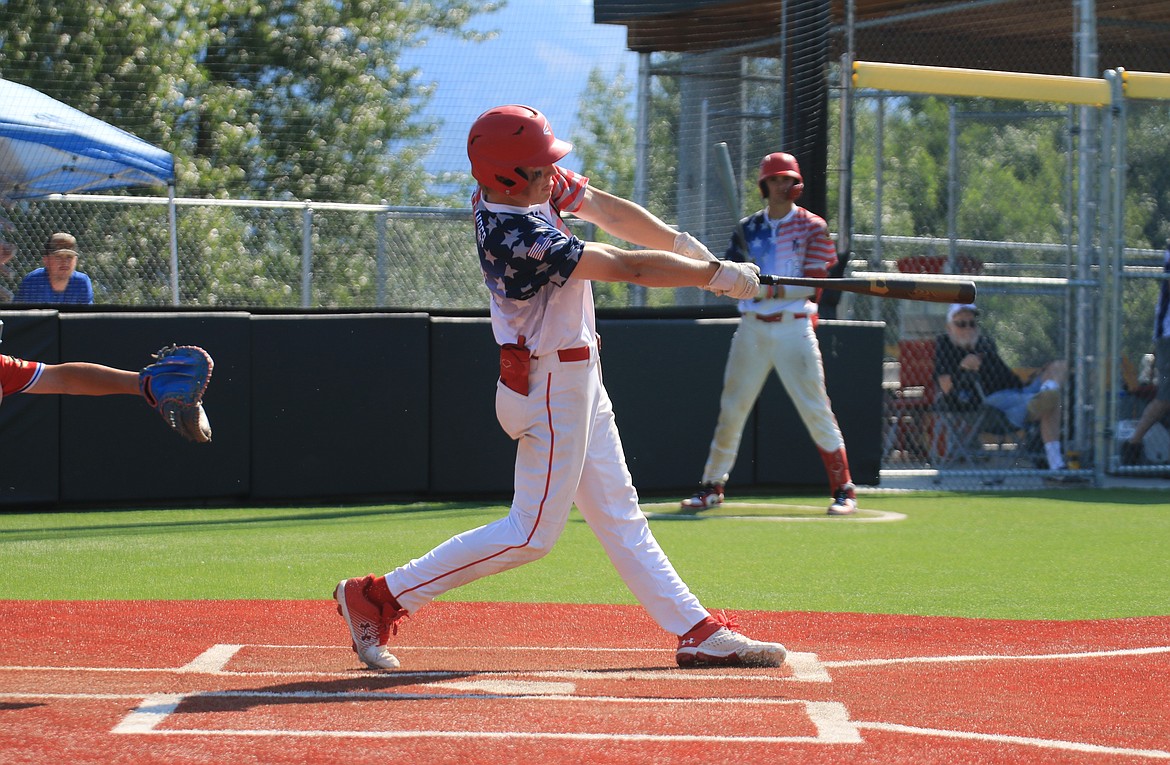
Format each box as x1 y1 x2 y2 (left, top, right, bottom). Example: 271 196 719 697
752 312 809 323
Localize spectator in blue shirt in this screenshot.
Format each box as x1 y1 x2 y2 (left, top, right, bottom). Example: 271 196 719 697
15 232 94 304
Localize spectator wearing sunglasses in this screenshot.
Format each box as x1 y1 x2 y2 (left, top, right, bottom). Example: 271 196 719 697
934 303 1071 475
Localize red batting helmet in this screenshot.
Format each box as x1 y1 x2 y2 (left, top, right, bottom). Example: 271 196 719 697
467 105 573 195
758 152 804 200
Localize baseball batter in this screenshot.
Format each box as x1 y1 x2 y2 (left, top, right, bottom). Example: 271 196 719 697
334 104 787 671
681 152 857 515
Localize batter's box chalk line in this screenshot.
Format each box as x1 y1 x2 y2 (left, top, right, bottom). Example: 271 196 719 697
172 643 830 683
106 688 1170 757
104 643 853 745
110 691 862 745
8 641 1170 757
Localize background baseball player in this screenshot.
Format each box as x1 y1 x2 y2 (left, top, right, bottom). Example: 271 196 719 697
0 320 213 443
333 104 787 672
681 152 857 515
1121 245 1170 465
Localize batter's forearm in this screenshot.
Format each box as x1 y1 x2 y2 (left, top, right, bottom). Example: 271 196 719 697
576 188 678 250
576 245 716 288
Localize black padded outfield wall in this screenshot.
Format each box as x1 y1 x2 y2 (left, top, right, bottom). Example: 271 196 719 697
428 317 516 495
0 311 883 507
595 318 753 492
426 316 883 495
0 311 61 505
57 312 253 505
249 313 431 500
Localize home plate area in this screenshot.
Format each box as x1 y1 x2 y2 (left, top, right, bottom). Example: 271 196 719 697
0 601 1167 764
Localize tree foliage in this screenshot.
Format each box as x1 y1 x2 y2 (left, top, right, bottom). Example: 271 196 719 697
0 0 498 307
0 0 498 204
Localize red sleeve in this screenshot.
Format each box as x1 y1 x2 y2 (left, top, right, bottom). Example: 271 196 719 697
0 354 43 396
550 166 589 213
800 210 837 278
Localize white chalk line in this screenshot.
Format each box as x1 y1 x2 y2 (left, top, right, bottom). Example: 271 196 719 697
0 644 827 682
644 503 907 523
101 693 858 745
5 642 1168 756
824 644 1170 668
5 689 1167 758
855 721 1170 760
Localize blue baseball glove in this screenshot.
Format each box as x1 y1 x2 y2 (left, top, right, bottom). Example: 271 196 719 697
139 344 214 443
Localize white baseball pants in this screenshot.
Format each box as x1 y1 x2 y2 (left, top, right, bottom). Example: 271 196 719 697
384 346 709 637
701 315 845 484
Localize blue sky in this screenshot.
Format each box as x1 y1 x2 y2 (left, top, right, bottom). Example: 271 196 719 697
402 0 637 181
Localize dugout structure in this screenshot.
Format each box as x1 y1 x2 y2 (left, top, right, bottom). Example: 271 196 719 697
848 61 1170 488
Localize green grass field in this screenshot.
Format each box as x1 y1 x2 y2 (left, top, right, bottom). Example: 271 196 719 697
2 489 1167 620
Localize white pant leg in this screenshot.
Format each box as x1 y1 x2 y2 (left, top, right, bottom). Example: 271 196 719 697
385 353 595 614
573 372 709 636
770 319 844 452
702 319 774 484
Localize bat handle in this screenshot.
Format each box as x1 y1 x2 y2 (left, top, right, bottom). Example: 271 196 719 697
759 274 779 285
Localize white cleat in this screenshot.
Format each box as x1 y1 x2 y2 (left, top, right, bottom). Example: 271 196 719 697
676 626 787 668
681 482 724 510
828 482 857 516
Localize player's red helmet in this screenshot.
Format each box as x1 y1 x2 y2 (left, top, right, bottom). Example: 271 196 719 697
758 152 804 200
467 105 573 195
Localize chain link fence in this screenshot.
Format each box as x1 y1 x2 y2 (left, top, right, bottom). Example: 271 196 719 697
2 65 1167 491
1 197 488 309
848 69 1170 490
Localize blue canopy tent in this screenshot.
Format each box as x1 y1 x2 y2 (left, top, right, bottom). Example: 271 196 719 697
0 78 180 302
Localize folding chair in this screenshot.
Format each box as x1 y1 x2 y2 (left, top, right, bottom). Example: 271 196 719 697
931 380 1043 469
884 338 937 463
931 393 1021 467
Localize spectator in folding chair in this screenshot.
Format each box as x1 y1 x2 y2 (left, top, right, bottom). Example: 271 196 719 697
1121 246 1170 466
934 303 1071 477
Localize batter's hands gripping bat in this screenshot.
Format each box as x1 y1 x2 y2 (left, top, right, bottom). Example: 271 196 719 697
712 141 976 305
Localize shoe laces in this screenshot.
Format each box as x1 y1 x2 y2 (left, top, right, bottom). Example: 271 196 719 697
833 482 855 504
710 609 740 633
379 605 408 641
362 578 408 641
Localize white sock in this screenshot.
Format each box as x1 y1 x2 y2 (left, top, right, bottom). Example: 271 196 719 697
1045 441 1065 470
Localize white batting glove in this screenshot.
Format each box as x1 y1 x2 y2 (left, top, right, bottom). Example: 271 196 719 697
673 231 717 262
704 261 761 300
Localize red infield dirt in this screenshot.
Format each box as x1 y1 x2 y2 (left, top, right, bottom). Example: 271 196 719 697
0 600 1166 764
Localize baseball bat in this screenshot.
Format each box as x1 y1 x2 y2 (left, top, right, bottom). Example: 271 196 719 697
713 141 750 253
758 274 976 304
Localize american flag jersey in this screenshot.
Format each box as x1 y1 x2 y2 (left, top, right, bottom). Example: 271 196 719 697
472 166 593 355
726 206 837 315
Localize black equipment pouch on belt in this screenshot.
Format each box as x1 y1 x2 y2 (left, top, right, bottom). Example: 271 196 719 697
499 335 531 396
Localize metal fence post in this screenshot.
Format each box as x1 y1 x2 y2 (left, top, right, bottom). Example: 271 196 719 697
301 201 313 309
376 201 388 307
1098 69 1127 482
168 184 180 306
